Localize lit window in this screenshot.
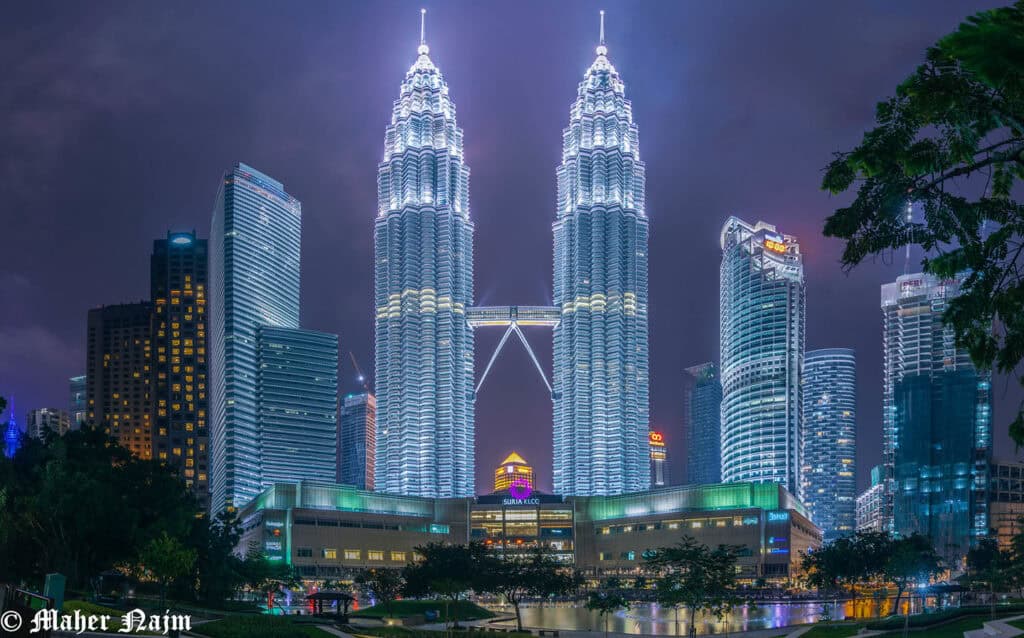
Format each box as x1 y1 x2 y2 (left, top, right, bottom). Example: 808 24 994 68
322 549 337 560
344 550 361 560
390 551 406 562
368 551 384 561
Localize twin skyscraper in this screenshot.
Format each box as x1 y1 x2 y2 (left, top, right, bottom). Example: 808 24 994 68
373 12 650 498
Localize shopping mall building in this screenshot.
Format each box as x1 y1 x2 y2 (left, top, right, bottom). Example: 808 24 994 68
238 481 821 584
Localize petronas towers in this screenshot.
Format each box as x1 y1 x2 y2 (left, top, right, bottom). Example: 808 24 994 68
374 12 649 498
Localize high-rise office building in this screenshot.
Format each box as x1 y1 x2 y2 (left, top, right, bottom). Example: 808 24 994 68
683 362 722 486
552 16 649 496
210 163 302 511
856 465 886 533
26 408 71 439
151 230 210 507
883 273 991 561
256 327 338 487
649 432 668 487
338 392 376 490
494 451 536 493
86 302 154 459
374 22 475 497
69 375 86 429
719 217 805 494
800 348 856 542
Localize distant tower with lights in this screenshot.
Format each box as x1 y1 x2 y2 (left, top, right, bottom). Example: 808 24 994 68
494 451 536 493
552 11 650 496
3 398 20 458
374 10 475 497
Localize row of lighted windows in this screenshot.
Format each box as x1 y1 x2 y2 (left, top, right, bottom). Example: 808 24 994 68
598 516 760 535
296 548 410 562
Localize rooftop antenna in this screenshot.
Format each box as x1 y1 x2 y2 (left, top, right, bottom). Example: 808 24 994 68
904 200 913 274
418 8 429 55
597 10 608 56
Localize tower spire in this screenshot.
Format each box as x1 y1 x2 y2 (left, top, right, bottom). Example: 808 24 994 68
418 8 429 56
596 10 608 56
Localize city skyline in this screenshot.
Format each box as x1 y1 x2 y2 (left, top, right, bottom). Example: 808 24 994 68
3 0 1022 493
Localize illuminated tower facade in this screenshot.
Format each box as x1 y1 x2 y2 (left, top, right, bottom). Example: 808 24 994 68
684 362 722 485
374 14 475 497
552 14 649 496
210 163 302 511
719 217 805 494
339 392 376 491
151 231 210 508
3 399 20 458
800 348 856 542
494 451 536 493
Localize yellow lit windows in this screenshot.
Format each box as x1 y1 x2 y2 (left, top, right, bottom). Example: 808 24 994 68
368 551 384 561
344 550 361 560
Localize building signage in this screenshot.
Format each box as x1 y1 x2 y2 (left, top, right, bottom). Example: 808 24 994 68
649 431 665 446
763 236 787 254
767 510 789 522
502 497 542 506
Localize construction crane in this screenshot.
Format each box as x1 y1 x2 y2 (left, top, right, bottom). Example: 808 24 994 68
348 351 369 392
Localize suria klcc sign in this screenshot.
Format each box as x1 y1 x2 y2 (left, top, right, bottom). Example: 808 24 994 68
503 477 540 505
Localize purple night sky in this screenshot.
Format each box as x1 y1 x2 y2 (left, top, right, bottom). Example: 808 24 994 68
1 0 1019 494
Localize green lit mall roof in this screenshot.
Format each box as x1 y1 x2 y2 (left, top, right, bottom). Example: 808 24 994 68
580 482 808 522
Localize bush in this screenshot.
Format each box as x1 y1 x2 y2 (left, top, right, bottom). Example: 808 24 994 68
351 600 495 621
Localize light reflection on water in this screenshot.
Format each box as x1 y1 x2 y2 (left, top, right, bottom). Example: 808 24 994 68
489 602 848 636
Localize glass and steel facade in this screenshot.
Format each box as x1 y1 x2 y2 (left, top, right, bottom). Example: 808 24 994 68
256 326 338 488
152 230 210 507
339 392 376 491
69 375 86 429
552 36 649 496
800 348 856 542
210 163 302 511
683 362 722 485
719 217 804 494
374 37 475 497
882 273 991 560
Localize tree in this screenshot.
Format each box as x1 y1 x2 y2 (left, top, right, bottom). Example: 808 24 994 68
802 532 893 607
478 550 577 631
645 536 742 638
190 510 245 607
402 542 489 629
139 531 197 607
0 426 196 588
821 1 1024 440
356 568 404 619
966 537 1013 619
586 586 629 638
239 549 300 613
883 534 942 617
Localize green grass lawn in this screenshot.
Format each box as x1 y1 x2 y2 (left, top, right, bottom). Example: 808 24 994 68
874 616 988 637
798 622 864 638
1010 619 1024 630
351 600 495 621
190 615 337 638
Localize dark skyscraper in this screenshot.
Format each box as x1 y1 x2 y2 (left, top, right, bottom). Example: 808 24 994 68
151 231 210 507
683 362 722 486
69 375 86 428
339 392 375 490
86 302 154 459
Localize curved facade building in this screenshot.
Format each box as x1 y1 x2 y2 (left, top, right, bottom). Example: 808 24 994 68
374 29 475 497
552 26 649 496
719 217 804 494
210 163 301 511
800 348 856 542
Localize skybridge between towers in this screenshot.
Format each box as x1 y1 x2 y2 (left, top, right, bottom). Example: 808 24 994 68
466 305 560 399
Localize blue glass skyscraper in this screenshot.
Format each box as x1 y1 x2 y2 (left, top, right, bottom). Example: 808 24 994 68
684 362 722 486
551 17 650 497
800 348 856 542
210 163 302 511
257 326 338 487
719 217 805 494
339 392 376 490
374 21 475 497
883 273 991 560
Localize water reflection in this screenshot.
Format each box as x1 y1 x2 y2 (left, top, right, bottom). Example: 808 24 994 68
490 602 846 635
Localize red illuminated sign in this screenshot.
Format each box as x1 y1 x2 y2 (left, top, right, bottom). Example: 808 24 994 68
649 431 665 446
